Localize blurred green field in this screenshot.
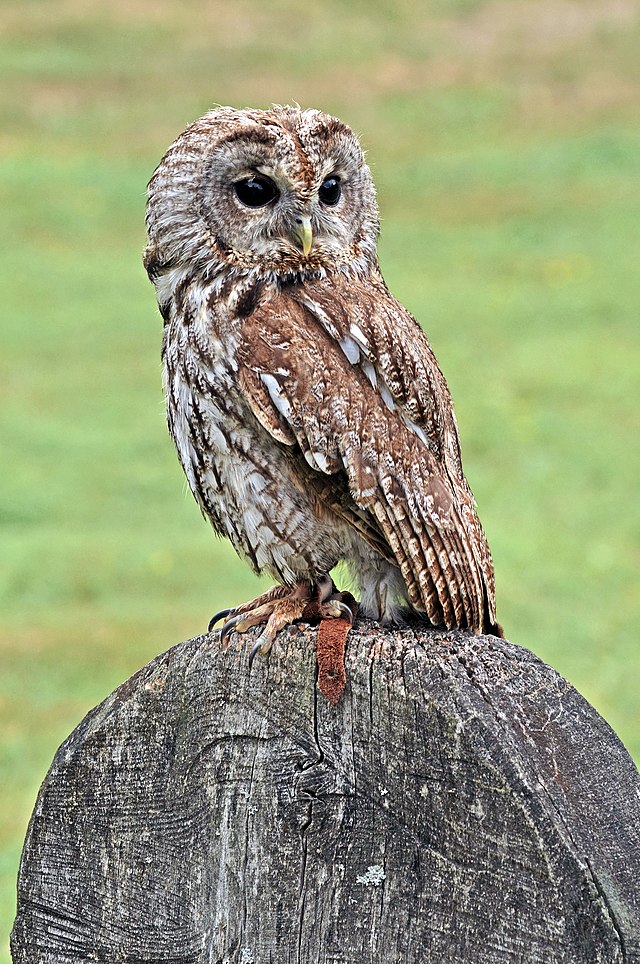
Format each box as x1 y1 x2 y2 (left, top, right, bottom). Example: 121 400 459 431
1 0 639 953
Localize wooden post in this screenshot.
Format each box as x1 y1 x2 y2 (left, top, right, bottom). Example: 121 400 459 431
11 622 640 962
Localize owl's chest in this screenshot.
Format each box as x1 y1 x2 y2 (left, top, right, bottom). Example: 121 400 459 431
163 317 351 583
163 315 258 498
164 315 284 517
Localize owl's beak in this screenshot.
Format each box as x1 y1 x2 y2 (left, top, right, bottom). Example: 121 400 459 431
291 216 313 256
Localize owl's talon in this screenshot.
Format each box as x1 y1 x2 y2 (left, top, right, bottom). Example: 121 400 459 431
333 601 354 624
212 579 356 667
220 614 242 642
248 639 264 669
248 625 278 667
208 608 234 632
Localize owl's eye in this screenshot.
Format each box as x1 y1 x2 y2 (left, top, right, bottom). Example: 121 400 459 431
234 175 279 208
318 176 341 206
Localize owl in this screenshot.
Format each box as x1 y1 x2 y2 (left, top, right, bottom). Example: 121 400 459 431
144 105 501 660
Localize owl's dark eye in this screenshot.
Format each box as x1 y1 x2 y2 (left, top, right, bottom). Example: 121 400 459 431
318 176 341 206
234 175 279 208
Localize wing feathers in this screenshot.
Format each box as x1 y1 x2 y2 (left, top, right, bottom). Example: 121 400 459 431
237 279 497 633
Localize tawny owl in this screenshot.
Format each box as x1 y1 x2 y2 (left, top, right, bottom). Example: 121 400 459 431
144 105 500 658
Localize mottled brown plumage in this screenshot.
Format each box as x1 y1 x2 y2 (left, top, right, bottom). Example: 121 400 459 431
144 105 499 650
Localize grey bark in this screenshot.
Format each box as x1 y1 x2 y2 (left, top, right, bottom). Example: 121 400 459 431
11 621 640 963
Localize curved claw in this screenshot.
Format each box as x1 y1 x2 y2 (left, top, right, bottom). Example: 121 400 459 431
333 601 354 625
248 639 263 669
208 607 234 632
220 614 242 642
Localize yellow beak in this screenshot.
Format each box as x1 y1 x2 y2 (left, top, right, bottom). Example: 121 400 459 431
291 216 313 256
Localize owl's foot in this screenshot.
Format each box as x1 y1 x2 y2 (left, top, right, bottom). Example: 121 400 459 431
209 575 355 666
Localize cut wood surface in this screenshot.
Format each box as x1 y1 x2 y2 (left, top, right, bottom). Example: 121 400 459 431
11 621 640 963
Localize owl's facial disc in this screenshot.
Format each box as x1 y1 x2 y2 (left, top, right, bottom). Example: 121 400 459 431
226 166 345 264
233 168 357 264
191 113 379 274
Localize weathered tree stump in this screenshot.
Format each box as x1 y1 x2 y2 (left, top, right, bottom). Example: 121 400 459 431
11 622 640 963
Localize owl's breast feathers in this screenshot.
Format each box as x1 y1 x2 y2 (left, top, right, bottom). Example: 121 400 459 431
218 271 497 635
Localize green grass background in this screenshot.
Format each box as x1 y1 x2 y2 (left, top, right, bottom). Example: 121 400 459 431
1 0 639 952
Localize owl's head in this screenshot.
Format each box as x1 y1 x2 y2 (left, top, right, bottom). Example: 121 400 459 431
144 105 379 283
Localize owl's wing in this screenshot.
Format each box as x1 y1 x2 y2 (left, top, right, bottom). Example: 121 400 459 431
237 277 496 633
